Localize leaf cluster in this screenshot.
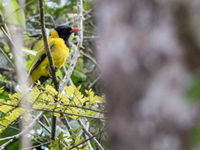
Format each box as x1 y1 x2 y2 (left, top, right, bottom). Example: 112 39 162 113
0 84 104 133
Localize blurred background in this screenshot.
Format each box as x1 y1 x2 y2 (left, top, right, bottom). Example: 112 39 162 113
97 0 200 150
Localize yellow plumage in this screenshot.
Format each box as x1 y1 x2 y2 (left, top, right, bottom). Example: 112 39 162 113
28 25 79 86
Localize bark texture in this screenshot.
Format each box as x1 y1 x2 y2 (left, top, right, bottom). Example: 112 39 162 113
97 0 200 150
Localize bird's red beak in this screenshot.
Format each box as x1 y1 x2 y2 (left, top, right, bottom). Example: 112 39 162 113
70 28 80 33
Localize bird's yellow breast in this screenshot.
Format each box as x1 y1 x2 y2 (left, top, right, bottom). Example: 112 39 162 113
51 38 69 69
29 37 69 84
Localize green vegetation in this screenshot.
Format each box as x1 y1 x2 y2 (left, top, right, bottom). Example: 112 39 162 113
0 0 105 149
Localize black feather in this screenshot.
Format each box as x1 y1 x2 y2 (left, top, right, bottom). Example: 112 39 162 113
55 25 72 47
29 53 46 76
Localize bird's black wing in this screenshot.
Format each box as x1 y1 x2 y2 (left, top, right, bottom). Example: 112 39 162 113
28 44 55 77
28 53 47 76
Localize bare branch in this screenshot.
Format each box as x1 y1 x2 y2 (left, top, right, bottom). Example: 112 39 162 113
88 74 101 89
0 47 15 68
38 0 59 90
68 127 105 150
0 139 15 150
80 50 101 70
35 109 105 120
77 0 83 47
0 66 14 73
38 0 59 140
78 119 104 150
69 135 95 150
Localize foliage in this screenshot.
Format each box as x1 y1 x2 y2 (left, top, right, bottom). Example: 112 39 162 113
0 0 105 149
0 85 104 149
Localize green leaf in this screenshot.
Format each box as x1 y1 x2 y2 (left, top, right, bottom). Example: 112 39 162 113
71 69 87 83
49 140 59 150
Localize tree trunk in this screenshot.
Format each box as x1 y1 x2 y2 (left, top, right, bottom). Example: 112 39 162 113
96 0 200 150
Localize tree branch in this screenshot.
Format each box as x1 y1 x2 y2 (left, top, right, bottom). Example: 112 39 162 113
88 74 101 89
38 0 59 140
68 127 105 150
69 135 95 150
0 66 14 73
0 47 15 68
35 109 105 120
78 119 104 150
77 0 83 47
38 0 59 90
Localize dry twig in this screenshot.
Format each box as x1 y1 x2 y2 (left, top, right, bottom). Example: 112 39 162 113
38 0 59 140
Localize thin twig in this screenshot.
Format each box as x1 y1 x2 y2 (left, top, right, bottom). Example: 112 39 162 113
26 14 56 27
0 139 15 150
88 74 101 89
0 47 15 68
68 127 105 150
59 115 74 136
77 0 83 47
0 66 14 73
38 121 51 134
0 112 44 142
78 119 104 150
0 112 44 150
80 50 101 70
35 109 105 120
0 124 20 131
0 13 16 51
0 12 11 38
38 0 59 140
68 135 95 150
0 26 15 48
0 102 104 114
64 104 104 113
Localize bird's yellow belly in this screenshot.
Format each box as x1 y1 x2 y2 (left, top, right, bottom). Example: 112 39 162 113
52 48 68 69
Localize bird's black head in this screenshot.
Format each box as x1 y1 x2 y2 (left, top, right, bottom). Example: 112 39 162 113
54 25 80 47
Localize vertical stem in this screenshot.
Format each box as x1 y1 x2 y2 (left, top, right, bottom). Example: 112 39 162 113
38 0 59 140
77 0 83 47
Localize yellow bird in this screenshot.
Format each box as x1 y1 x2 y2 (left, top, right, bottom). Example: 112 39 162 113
28 25 80 86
